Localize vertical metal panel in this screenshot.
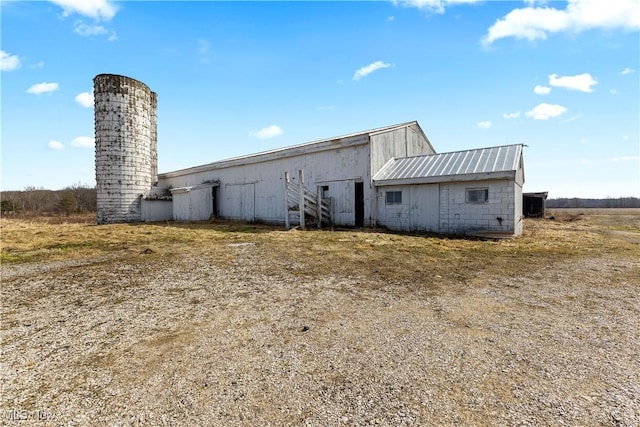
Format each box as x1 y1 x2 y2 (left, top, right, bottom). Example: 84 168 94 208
172 192 191 221
190 187 213 221
141 199 172 222
410 185 440 232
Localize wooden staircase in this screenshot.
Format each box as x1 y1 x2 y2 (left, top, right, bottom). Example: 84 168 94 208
284 170 332 230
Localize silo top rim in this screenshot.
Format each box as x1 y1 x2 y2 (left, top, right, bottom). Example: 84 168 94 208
94 73 152 92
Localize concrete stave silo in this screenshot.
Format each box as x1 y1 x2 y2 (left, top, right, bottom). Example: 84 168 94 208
94 74 157 224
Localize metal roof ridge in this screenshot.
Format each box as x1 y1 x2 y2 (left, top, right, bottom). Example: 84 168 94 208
393 143 524 161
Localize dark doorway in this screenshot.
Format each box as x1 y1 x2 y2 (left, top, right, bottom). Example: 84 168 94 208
523 192 547 218
212 187 219 217
355 182 364 227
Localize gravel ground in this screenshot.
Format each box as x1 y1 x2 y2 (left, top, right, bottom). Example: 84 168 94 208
1 241 639 426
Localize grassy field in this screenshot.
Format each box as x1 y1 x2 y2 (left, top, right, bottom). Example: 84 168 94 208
1 209 639 283
1 209 639 425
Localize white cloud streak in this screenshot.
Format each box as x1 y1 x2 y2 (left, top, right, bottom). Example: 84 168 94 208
533 85 551 95
73 20 117 40
26 82 59 95
48 140 65 150
1 50 21 71
71 136 95 148
75 91 94 108
621 67 635 75
395 0 481 14
502 111 521 119
477 121 492 129
49 0 118 21
549 73 598 92
526 103 568 120
353 61 392 81
250 125 283 139
483 0 640 45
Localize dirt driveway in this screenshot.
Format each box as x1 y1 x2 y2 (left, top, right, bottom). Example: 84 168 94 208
1 213 639 426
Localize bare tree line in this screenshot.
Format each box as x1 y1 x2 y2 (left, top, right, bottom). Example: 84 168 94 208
1 183 97 216
547 197 640 209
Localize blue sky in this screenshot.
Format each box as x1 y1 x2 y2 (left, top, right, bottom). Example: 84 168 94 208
1 0 639 197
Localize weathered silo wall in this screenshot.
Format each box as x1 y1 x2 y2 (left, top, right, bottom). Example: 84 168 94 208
94 74 157 224
150 91 158 185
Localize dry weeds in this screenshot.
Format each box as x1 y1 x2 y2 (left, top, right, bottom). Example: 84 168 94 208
1 210 639 426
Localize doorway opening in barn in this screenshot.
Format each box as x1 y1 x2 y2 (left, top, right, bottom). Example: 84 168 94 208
355 182 364 227
211 187 218 218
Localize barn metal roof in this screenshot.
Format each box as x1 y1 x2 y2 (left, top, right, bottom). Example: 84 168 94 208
373 144 524 186
160 121 430 179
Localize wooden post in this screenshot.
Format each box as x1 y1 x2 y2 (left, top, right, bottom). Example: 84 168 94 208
284 172 290 230
317 185 322 229
298 169 305 230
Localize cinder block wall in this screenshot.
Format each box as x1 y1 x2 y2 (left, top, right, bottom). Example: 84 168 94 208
439 180 517 235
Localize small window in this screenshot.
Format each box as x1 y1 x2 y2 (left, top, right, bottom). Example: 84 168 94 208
386 190 402 205
466 188 489 203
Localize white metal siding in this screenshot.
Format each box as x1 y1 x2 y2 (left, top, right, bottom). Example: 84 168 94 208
172 192 191 221
159 144 372 226
172 187 213 221
190 187 213 221
370 126 435 177
410 185 439 232
141 199 172 222
376 184 439 232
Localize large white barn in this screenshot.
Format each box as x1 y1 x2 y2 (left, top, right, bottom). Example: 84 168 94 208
94 74 525 236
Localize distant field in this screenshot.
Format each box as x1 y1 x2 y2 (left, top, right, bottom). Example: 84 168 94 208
1 212 639 425
548 207 640 215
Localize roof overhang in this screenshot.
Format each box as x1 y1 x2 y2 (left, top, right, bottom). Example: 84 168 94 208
373 170 516 187
169 181 220 194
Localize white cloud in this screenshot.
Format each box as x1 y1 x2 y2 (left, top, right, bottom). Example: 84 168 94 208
317 105 335 111
26 82 59 95
477 121 492 129
353 61 392 81
250 125 283 139
482 0 640 45
609 89 618 95
75 91 94 108
502 111 521 119
74 21 107 36
49 0 118 21
71 136 95 147
48 140 65 150
549 73 598 92
525 103 567 120
387 16 395 22
621 67 635 75
29 61 45 69
533 84 551 95
395 0 481 14
610 155 640 162
1 50 21 71
73 20 117 40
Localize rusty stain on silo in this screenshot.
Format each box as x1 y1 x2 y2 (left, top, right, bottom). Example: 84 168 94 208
94 74 158 224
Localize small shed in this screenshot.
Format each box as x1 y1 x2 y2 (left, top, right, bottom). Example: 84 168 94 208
523 192 548 218
169 182 219 222
373 144 525 236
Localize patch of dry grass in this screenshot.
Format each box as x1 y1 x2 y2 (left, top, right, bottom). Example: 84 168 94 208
2 211 638 286
2 210 639 426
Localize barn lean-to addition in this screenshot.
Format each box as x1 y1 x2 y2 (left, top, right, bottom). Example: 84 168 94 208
94 74 526 237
